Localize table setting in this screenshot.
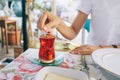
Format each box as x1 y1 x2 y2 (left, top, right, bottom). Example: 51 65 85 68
0 48 88 80
0 38 120 80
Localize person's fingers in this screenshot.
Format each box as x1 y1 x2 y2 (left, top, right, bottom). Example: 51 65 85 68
44 10 50 14
45 21 55 29
38 11 56 31
70 50 91 55
37 15 42 29
70 48 80 54
41 13 48 29
37 15 43 30
70 47 92 55
37 12 48 30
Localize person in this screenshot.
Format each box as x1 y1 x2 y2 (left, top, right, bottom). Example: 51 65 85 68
37 0 120 55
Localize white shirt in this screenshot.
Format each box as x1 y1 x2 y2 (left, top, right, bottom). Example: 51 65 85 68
77 0 120 46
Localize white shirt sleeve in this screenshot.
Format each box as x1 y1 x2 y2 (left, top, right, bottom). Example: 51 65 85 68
77 0 92 14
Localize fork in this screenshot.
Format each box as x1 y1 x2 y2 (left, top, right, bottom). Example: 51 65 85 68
80 55 91 80
81 55 89 70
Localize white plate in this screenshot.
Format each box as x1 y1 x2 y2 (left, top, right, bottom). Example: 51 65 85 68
92 48 120 77
35 66 89 80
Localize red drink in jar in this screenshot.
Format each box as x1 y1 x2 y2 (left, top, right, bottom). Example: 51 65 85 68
39 34 55 63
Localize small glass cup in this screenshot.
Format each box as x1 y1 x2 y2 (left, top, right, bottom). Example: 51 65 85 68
39 32 55 64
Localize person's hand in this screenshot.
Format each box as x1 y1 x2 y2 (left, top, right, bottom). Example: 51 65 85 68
37 11 62 32
70 44 101 55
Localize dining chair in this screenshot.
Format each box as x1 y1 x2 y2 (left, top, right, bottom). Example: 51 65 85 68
0 17 18 53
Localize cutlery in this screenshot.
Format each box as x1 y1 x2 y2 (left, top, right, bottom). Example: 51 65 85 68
81 55 89 70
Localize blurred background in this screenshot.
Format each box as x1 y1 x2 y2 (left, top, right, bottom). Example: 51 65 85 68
0 0 89 68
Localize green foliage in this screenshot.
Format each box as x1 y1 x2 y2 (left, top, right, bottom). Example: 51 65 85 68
34 3 52 12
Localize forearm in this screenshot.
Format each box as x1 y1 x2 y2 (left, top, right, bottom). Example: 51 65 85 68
56 22 77 40
99 45 120 48
56 11 88 40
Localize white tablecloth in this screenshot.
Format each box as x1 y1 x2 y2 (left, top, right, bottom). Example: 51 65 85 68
0 48 119 80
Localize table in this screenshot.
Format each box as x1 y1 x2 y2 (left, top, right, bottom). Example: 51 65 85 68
0 48 119 80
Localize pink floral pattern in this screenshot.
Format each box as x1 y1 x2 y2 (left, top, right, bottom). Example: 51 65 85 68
0 51 75 80
18 61 43 74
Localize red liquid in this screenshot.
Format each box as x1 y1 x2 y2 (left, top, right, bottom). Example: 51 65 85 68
39 34 55 63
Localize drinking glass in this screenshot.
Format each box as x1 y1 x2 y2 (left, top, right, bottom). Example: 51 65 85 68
39 32 55 64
